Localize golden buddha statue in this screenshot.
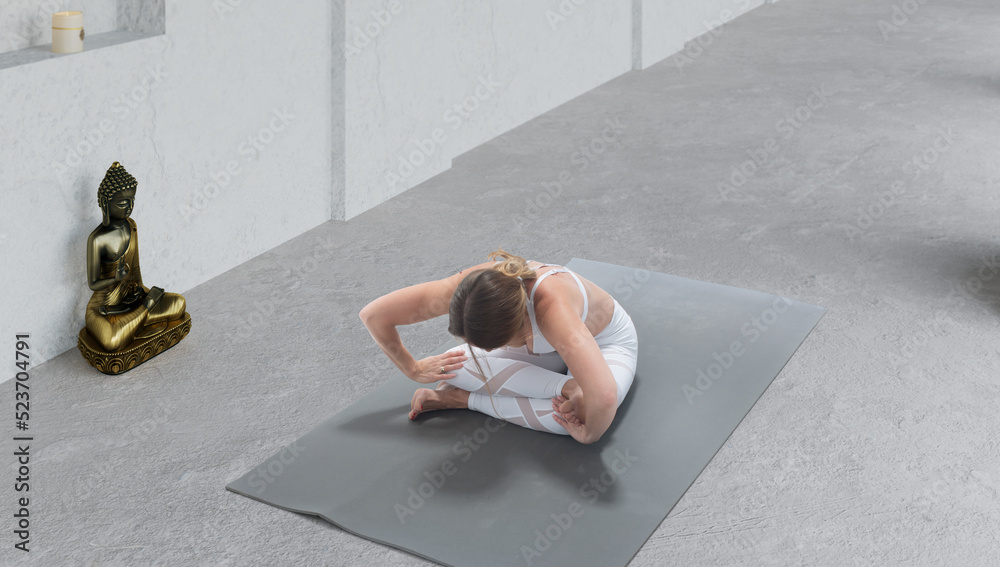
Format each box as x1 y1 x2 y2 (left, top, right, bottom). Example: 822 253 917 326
77 162 191 374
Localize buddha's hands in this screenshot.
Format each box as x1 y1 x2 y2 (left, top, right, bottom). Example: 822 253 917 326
115 262 130 281
409 349 468 384
144 287 164 310
99 304 132 316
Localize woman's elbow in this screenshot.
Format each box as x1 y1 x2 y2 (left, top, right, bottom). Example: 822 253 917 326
359 303 377 324
581 397 618 444
581 423 609 445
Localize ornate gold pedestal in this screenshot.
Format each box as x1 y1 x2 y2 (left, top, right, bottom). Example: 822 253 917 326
77 312 192 375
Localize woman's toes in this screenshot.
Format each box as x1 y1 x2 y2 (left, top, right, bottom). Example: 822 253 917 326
410 388 433 418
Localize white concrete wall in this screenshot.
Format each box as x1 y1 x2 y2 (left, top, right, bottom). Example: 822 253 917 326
0 0 332 361
1 0 166 55
341 0 634 220
636 0 770 70
340 0 770 219
3 0 118 54
1 0 774 364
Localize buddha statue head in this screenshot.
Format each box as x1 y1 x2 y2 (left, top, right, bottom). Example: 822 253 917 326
97 161 138 226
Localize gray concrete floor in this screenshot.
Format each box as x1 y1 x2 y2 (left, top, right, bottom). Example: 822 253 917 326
10 0 1000 565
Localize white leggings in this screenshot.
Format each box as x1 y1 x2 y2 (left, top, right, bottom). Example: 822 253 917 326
440 298 638 435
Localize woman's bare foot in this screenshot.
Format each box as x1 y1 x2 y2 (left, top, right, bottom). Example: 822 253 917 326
409 381 470 420
560 378 582 400
554 379 585 425
552 395 584 426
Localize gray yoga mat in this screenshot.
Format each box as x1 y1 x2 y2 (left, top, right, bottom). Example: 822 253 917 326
226 258 826 567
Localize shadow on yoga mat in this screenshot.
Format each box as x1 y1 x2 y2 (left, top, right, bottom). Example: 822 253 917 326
226 258 826 567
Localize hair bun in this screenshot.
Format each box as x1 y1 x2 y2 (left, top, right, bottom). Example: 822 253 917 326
487 248 536 280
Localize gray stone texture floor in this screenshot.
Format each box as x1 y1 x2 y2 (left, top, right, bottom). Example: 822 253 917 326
8 0 1000 565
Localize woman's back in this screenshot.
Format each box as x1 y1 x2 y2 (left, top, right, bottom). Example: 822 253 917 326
517 260 615 353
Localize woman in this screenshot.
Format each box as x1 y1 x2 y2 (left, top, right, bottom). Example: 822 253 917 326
359 249 638 444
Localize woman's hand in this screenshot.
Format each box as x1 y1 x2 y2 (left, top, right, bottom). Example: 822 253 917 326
551 395 592 444
409 349 468 384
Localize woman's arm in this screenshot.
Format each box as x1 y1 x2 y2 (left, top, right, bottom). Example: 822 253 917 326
358 261 497 380
360 316 420 379
537 300 619 444
359 279 451 379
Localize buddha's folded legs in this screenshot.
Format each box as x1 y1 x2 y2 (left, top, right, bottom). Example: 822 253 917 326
84 291 187 352
85 296 150 352
146 292 186 326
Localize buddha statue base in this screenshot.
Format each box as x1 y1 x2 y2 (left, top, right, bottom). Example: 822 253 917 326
77 312 192 375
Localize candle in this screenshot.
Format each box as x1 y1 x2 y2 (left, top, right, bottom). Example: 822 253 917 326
52 11 84 54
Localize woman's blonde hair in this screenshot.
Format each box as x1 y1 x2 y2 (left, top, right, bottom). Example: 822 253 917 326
448 248 537 413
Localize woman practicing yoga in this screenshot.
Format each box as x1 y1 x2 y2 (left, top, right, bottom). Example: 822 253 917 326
359 250 638 444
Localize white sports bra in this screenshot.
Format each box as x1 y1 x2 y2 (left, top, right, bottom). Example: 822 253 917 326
495 260 588 354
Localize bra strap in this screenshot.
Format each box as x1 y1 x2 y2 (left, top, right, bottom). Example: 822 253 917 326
565 271 588 322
